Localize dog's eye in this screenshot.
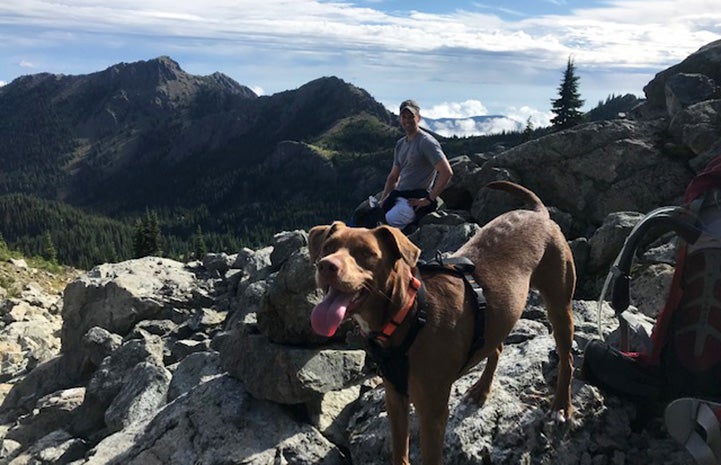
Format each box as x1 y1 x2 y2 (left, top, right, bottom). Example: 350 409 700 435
356 247 379 261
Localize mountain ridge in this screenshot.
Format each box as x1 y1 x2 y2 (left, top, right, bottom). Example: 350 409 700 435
0 56 637 267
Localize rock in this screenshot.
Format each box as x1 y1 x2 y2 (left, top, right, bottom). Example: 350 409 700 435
4 387 85 446
665 73 718 117
5 429 86 465
588 211 645 273
0 353 86 419
220 329 367 404
629 263 675 319
61 258 208 354
104 361 171 433
257 248 334 345
232 246 273 310
96 375 347 465
201 253 232 277
408 223 481 262
71 336 166 437
485 120 694 227
270 230 309 271
669 99 721 156
167 351 223 401
81 327 123 367
307 384 362 448
644 39 721 110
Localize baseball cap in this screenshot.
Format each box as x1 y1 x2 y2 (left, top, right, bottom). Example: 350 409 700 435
399 99 420 117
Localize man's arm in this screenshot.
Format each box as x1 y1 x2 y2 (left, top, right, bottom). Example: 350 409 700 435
381 165 401 202
428 157 453 202
408 157 453 209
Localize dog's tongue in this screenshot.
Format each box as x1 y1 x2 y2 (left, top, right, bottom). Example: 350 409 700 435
311 287 353 337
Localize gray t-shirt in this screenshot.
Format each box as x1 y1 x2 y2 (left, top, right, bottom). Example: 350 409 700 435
393 131 446 192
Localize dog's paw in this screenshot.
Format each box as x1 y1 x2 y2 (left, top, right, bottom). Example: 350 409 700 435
464 384 490 406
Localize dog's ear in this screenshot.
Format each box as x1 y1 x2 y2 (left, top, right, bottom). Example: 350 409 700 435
376 225 420 267
308 221 346 262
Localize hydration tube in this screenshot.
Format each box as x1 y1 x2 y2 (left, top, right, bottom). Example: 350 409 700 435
596 206 702 345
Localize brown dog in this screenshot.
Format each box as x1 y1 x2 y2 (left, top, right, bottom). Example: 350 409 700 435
308 181 576 465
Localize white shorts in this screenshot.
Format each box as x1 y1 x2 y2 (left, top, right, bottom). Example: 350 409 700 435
385 197 416 229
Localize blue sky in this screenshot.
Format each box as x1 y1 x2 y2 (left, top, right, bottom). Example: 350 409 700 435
1 0 719 134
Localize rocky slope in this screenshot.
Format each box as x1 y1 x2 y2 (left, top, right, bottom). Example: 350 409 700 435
1 39 721 464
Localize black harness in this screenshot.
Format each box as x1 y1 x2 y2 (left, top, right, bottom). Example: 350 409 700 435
365 254 487 395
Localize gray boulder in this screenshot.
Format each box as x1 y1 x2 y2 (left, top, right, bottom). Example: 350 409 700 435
220 328 367 404
644 39 721 110
665 73 718 117
485 120 693 227
61 257 211 354
97 375 346 465
257 248 332 345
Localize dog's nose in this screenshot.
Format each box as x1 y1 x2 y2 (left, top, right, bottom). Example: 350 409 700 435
316 257 340 276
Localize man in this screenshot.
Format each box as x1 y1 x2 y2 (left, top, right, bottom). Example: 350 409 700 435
380 99 453 231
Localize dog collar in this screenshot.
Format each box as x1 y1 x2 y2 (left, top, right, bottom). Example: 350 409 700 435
373 274 421 344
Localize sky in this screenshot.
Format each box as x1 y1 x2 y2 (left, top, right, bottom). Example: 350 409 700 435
0 0 719 135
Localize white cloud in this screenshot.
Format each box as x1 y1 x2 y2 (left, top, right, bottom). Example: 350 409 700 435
423 116 523 137
0 80 6 87
504 105 554 129
421 100 489 119
18 60 35 68
250 85 265 96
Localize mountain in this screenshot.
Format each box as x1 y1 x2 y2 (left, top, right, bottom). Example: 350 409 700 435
0 57 407 265
0 56 634 268
0 56 393 208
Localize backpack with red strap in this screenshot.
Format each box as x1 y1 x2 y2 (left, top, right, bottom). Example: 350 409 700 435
583 154 721 401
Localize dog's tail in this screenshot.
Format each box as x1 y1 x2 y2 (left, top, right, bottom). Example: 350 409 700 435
485 181 548 216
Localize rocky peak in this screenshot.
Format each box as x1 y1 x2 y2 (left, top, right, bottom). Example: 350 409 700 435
265 76 393 139
103 56 184 84
643 39 721 110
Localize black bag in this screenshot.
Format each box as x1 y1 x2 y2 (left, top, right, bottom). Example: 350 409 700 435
351 197 385 228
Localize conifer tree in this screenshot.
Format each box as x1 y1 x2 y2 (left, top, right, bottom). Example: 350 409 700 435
550 56 585 131
42 231 58 264
521 117 535 142
133 209 163 258
191 225 207 259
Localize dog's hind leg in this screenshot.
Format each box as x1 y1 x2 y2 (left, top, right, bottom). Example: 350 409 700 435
384 381 411 465
532 240 576 420
466 344 503 405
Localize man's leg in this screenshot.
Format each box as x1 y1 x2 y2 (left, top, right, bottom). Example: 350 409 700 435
385 197 415 229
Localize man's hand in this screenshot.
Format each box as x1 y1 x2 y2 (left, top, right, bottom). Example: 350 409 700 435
409 197 435 209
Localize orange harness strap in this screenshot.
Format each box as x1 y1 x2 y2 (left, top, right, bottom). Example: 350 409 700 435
375 275 421 343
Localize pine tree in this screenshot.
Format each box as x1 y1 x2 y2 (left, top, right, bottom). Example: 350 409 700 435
133 209 163 258
42 230 58 264
521 117 535 142
550 56 585 131
191 225 207 259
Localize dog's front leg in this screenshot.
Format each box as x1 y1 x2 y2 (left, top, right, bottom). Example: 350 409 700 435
415 387 450 465
384 380 411 465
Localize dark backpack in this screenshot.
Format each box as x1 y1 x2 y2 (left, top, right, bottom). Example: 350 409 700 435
583 155 721 402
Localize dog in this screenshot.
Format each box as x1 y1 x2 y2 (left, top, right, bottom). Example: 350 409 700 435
308 181 576 465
